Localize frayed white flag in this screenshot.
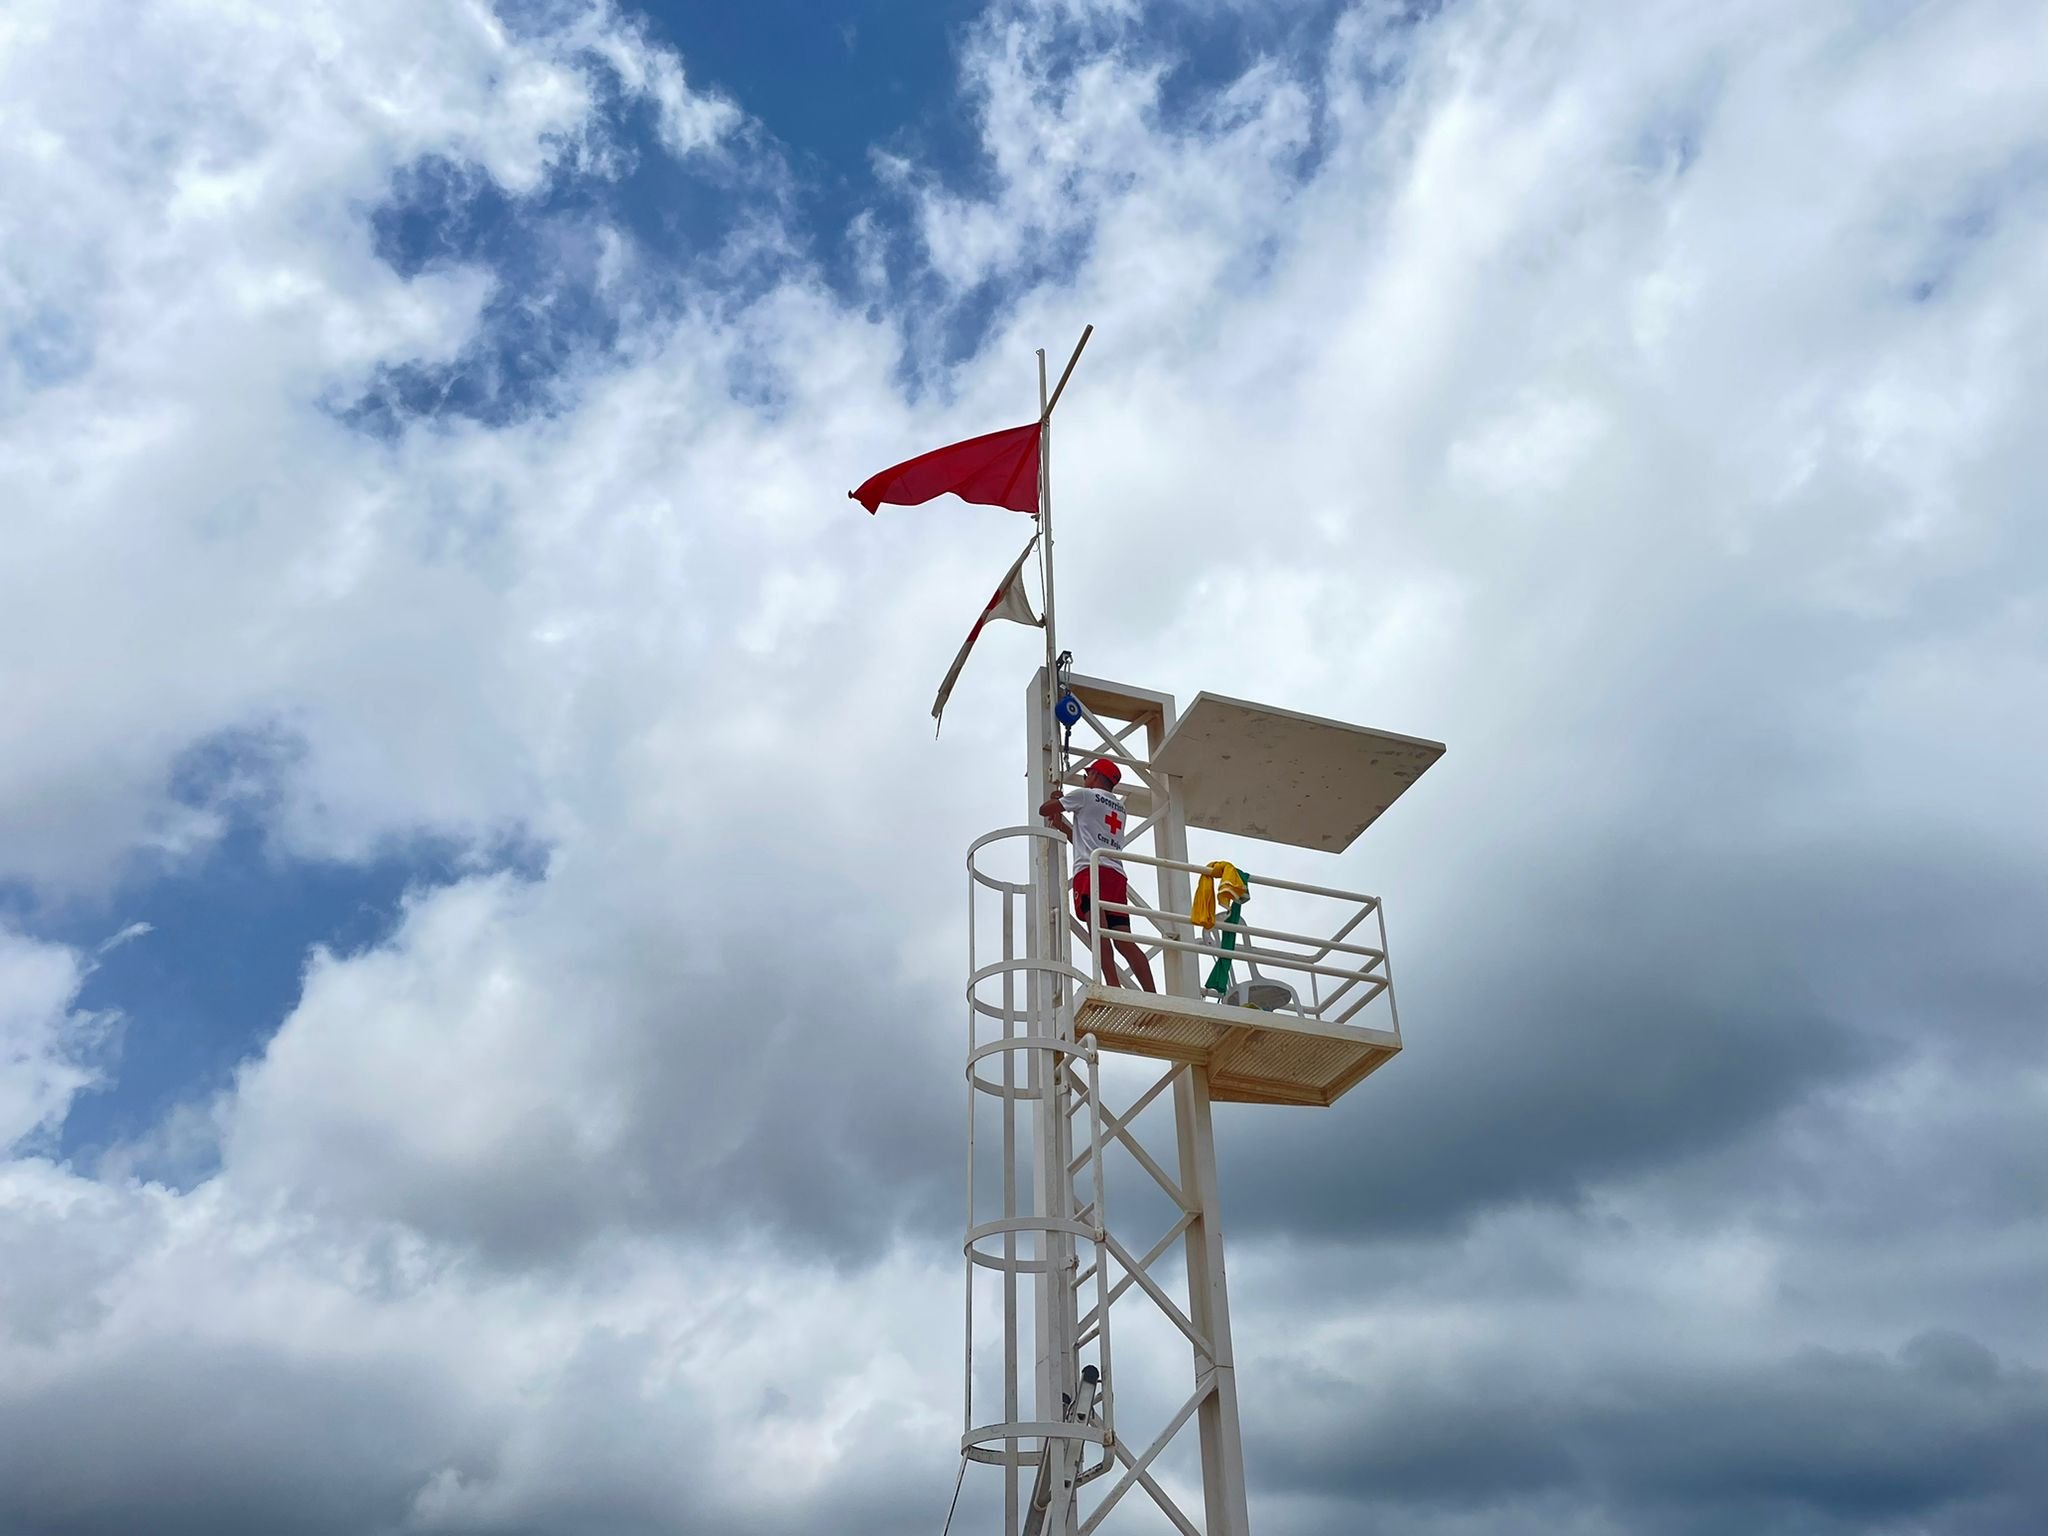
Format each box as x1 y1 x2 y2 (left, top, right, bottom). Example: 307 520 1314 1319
932 534 1043 732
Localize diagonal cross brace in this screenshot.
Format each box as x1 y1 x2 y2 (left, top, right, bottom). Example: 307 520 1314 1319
1070 1091 1190 1216
1078 1372 1215 1535
1100 1228 1213 1360
1076 1209 1197 1344
1109 1438 1202 1536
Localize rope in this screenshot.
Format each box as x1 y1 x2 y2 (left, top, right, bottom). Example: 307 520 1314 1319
1036 531 1049 623
938 1454 968 1536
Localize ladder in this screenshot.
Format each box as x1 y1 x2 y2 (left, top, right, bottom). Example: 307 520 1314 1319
1023 1365 1103 1536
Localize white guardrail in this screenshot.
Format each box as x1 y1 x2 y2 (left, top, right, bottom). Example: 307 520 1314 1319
1081 848 1398 1031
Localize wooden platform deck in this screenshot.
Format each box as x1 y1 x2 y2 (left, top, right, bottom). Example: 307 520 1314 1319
1071 986 1400 1107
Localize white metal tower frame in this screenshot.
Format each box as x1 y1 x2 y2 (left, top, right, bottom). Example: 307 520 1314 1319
963 671 1259 1536
948 328 1432 1535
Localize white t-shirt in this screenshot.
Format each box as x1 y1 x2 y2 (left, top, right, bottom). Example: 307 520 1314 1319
1061 788 1127 873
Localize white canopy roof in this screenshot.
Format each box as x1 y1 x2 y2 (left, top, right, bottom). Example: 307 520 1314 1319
1151 692 1444 852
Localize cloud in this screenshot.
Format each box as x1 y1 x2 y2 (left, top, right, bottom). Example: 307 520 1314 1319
1 0 2045 1531
0 0 746 891
1250 1324 2048 1536
0 1161 958 1536
0 930 111 1152
219 864 955 1266
94 921 155 956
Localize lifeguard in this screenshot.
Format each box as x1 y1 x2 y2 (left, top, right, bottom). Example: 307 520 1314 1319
1039 757 1156 992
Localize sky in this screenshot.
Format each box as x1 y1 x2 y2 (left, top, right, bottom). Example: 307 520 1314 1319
1 0 2045 1532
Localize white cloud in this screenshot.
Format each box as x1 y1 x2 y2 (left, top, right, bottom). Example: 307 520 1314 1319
94 921 155 956
0 0 743 890
0 929 107 1152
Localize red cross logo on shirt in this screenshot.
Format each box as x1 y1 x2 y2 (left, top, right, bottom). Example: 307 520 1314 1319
1104 811 1123 837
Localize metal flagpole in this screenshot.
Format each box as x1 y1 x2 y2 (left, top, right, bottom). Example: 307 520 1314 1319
1032 325 1090 1536
1037 323 1090 791
1034 323 1093 1047
1038 348 1056 780
1034 325 1091 992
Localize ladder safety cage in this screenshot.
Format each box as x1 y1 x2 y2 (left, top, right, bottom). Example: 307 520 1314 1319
966 826 1119 1528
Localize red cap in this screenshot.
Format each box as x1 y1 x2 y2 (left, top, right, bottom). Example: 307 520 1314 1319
1086 757 1122 786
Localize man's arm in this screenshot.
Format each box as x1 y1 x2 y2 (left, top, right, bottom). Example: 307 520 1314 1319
1039 794 1074 841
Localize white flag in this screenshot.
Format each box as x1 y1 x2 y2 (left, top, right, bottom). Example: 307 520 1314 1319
933 534 1044 731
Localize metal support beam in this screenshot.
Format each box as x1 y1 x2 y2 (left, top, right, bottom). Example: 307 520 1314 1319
1176 1069 1251 1536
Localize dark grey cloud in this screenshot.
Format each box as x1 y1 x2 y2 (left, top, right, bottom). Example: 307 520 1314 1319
1247 1331 2048 1536
0 1319 930 1536
0 1339 468 1536
1216 841 1880 1240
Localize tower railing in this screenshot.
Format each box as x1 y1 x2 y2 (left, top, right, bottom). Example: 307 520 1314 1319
1079 848 1400 1033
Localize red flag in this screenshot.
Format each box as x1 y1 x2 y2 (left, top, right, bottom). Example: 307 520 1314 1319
933 535 1043 731
851 422 1041 515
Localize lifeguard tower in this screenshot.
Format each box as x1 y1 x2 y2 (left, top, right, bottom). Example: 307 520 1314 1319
961 668 1441 1534
854 327 1443 1535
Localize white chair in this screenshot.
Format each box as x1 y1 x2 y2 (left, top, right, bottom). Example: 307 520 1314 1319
1211 908 1302 1015
1222 976 1300 1013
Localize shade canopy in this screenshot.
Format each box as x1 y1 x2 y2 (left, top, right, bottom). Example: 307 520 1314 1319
1151 692 1444 852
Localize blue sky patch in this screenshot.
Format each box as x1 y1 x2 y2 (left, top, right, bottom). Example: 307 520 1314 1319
344 0 1372 424
37 821 544 1172
3 728 547 1172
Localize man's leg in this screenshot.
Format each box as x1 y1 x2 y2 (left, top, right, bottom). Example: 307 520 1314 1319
1097 933 1124 987
1113 937 1156 993
1076 877 1115 985
1092 870 1154 992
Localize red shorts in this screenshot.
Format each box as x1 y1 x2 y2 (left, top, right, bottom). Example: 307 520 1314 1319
1072 865 1132 930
